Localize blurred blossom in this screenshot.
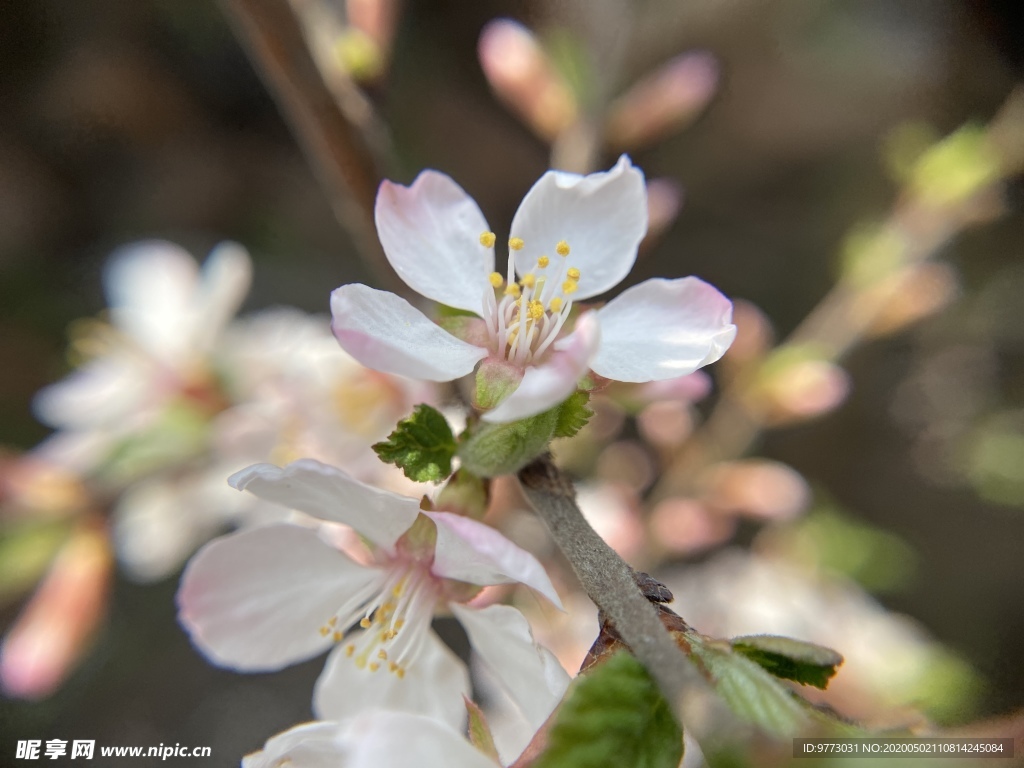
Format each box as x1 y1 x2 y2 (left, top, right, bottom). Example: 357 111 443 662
664 549 978 724
634 370 712 405
636 399 695 449
866 263 960 337
478 19 578 142
605 51 719 151
595 440 655 492
719 300 774 374
333 0 399 79
700 459 810 522
756 354 850 425
576 483 646 563
642 178 684 247
648 497 735 556
1 522 111 699
1 454 88 520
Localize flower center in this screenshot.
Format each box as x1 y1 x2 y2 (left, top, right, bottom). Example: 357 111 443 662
317 560 440 679
480 233 581 365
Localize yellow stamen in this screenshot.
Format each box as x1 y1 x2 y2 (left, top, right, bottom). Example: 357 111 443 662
509 237 525 251
480 231 496 247
332 631 343 642
345 644 356 657
562 281 578 295
489 272 504 288
520 273 536 288
549 297 563 312
556 240 570 256
566 267 581 281
328 617 337 627
319 626 330 637
389 661 399 672
378 649 388 660
537 255 550 268
528 300 545 320
396 668 406 679
504 283 521 298
359 617 372 629
394 619 405 630
369 662 380 672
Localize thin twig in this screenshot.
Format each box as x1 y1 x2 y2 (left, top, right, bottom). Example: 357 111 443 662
518 455 708 721
220 0 405 293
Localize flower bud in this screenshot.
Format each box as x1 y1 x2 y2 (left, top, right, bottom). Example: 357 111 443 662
642 178 684 249
701 459 810 521
478 19 578 141
605 51 718 150
866 263 959 337
754 348 850 425
649 497 735 556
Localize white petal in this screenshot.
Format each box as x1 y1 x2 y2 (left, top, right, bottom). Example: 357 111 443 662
376 172 494 314
592 277 736 382
32 356 152 430
228 459 421 551
451 604 570 741
482 310 599 423
177 524 381 671
510 155 647 300
192 241 252 348
104 241 201 358
427 512 562 608
331 284 487 381
243 722 348 768
314 629 470 730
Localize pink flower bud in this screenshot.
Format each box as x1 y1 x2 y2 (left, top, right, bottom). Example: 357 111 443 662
478 19 578 141
606 51 718 150
642 178 684 248
649 497 735 556
701 459 810 521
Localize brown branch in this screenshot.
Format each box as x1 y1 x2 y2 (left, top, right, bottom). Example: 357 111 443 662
220 0 404 293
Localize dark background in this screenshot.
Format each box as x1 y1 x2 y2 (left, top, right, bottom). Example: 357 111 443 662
1 0 1022 762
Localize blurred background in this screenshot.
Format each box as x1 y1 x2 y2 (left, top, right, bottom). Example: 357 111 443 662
1 0 1023 763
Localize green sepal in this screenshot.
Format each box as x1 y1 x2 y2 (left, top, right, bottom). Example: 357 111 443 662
554 391 593 438
372 404 456 483
457 407 559 478
435 470 490 519
533 651 682 768
465 697 502 764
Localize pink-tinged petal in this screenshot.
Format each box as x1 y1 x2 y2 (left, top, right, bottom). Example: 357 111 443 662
428 511 562 609
482 311 600 423
331 284 487 382
245 713 497 768
32 356 152 430
228 459 421 551
314 629 470 730
592 277 737 382
376 172 494 314
193 241 252 347
510 155 647 300
450 603 570 747
177 524 382 671
242 722 347 768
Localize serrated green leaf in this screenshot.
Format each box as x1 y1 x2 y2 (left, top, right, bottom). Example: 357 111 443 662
457 408 559 478
464 697 501 764
555 391 593 439
688 635 812 736
534 651 682 768
373 404 456 483
731 635 843 690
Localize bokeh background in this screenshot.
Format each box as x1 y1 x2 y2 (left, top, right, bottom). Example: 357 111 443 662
1 0 1023 763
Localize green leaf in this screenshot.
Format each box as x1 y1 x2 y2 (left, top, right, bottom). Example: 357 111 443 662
457 408 559 478
554 391 593 439
464 697 501 764
687 634 813 736
534 651 682 768
730 635 843 690
373 404 456 483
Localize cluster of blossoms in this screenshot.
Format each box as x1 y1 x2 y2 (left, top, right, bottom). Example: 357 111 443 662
170 156 738 764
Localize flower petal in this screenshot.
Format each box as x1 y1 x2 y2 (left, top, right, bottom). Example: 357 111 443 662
314 629 470 730
427 511 562 608
228 459 421 551
376 172 494 314
193 241 252 349
331 284 487 382
591 277 737 382
177 524 382 671
510 155 647 300
451 603 570 744
32 357 151 430
245 714 497 768
482 310 599 423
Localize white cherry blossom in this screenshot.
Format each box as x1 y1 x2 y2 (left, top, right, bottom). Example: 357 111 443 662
177 459 568 737
331 156 737 423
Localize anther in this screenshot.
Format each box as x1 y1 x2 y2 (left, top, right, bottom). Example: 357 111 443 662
332 631 343 642
521 273 536 288
359 617 372 629
504 283 521 298
389 661 399 672
368 662 380 672
528 300 545 321
378 650 388 660
566 267 581 281
549 297 563 312
537 255 550 268
480 231 496 247
319 627 330 637
556 240 570 256
328 617 338 626
489 272 504 288
345 644 355 657
562 281 578 294
509 237 525 251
